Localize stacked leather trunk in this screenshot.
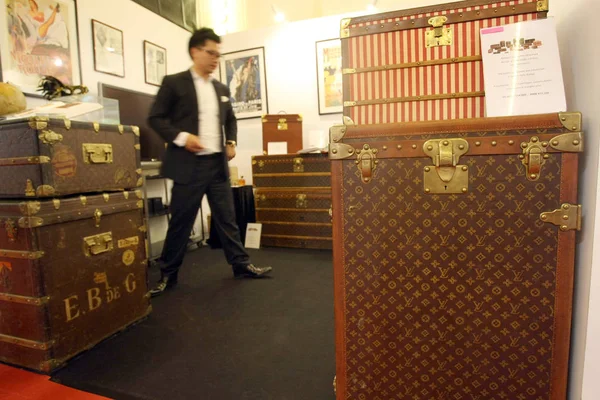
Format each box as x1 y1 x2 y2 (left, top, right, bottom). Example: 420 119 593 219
330 1 581 399
0 117 151 372
252 153 332 249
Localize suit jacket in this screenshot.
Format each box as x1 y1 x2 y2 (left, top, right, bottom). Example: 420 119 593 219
148 69 237 184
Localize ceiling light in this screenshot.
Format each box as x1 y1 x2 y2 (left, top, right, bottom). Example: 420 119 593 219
271 5 285 23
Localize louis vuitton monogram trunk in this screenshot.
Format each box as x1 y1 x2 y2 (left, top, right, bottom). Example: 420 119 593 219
341 0 548 124
252 153 332 249
329 112 581 399
0 117 142 198
0 190 151 372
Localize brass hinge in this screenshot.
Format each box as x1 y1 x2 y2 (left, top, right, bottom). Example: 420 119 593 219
53 199 60 210
0 249 45 259
93 122 100 132
293 158 304 173
0 292 50 306
19 201 41 216
541 204 582 231
28 116 49 130
355 144 378 183
537 0 549 12
103 193 110 202
38 129 63 145
423 139 469 194
0 333 54 350
18 217 44 228
426 16 453 48
340 18 351 39
63 118 72 130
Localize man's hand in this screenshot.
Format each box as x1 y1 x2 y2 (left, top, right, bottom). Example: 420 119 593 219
185 135 204 152
226 145 236 161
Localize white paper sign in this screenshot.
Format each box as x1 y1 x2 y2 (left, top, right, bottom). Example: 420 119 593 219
267 142 288 155
244 223 262 249
480 18 566 117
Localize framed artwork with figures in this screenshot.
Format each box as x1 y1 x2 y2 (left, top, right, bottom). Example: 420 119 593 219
92 19 124 77
144 40 166 86
0 0 82 96
316 38 342 115
219 47 268 120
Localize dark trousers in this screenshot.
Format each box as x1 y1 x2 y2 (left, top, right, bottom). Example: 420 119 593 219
159 153 249 279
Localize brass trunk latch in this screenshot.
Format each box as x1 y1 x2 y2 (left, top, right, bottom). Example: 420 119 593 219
277 118 288 130
520 137 548 181
355 144 378 183
296 194 308 208
94 209 102 227
423 139 469 194
293 157 304 173
83 232 113 256
426 16 453 48
83 143 113 164
541 204 582 231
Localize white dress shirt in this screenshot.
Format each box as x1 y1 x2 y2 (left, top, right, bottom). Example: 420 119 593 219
173 69 222 154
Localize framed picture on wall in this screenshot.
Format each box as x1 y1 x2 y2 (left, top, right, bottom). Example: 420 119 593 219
144 40 166 86
219 47 268 120
0 0 82 96
92 19 124 77
316 38 343 115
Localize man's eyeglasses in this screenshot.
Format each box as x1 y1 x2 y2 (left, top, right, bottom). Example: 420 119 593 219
200 48 221 58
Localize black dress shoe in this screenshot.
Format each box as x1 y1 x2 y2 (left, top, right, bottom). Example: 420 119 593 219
232 263 272 278
149 275 177 297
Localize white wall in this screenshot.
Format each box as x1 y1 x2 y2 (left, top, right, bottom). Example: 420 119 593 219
551 1 600 398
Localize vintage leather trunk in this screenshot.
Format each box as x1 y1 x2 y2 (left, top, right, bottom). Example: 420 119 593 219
252 153 332 249
0 117 142 198
262 114 303 154
341 0 547 124
252 153 330 189
329 112 581 399
0 190 150 372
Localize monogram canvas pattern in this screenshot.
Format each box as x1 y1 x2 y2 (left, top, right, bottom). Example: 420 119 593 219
340 153 562 400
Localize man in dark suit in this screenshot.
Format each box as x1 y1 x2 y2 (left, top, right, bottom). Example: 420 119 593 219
147 28 272 297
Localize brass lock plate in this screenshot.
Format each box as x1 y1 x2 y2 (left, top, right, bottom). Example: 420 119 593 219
293 158 304 173
296 194 308 208
83 143 113 164
425 16 453 48
83 232 113 256
423 138 469 194
277 118 288 130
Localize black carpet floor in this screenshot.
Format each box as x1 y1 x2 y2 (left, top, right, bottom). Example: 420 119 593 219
50 246 336 400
